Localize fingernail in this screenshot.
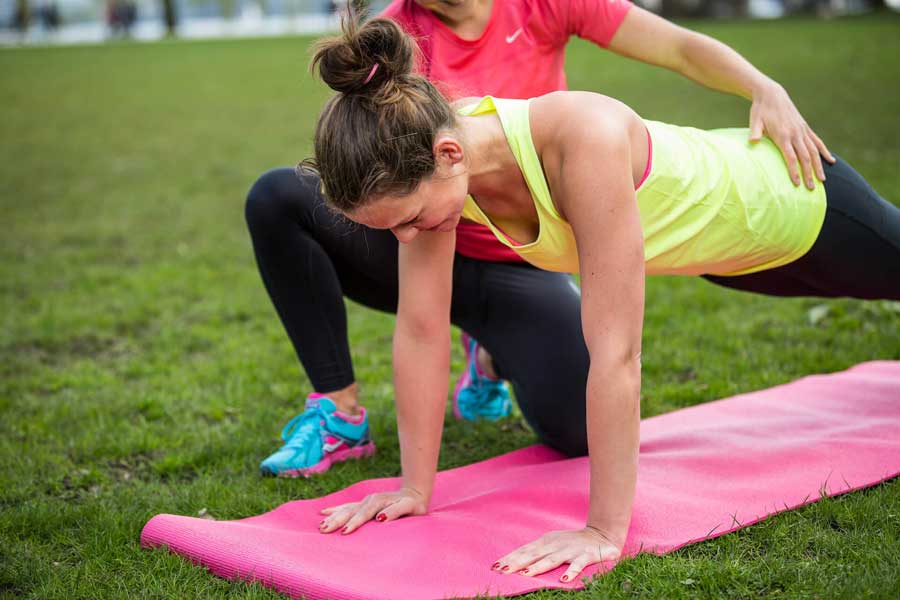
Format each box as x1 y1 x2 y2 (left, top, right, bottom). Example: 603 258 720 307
501 565 509 572
491 562 500 570
561 574 569 582
376 514 386 522
521 569 529 574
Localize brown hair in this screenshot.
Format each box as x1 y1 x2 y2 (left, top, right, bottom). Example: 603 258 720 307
301 16 456 213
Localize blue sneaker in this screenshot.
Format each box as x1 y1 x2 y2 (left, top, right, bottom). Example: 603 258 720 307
452 333 513 421
260 395 375 478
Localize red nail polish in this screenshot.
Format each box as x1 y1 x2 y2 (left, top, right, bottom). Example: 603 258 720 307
561 575 569 582
491 562 500 569
501 565 509 572
376 514 386 522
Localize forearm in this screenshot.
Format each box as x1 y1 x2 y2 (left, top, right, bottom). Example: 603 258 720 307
392 323 451 504
585 357 641 548
676 33 778 101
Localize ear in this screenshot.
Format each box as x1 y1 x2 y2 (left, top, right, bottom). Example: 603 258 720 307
433 134 465 170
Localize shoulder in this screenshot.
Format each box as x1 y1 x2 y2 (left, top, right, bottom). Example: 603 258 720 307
530 91 636 157
379 0 413 19
529 92 642 221
450 96 484 110
379 0 429 33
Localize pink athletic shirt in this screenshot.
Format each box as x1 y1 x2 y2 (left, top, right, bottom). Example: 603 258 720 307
381 0 634 262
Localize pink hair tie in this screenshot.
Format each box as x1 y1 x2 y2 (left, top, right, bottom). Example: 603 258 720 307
364 63 380 85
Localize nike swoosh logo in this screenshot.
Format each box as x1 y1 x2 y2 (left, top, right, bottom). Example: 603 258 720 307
505 28 523 44
322 440 345 453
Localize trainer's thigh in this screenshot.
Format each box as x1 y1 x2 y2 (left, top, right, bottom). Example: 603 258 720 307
453 258 590 457
248 167 402 312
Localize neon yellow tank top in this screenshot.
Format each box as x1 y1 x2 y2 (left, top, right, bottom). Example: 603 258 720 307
458 96 826 276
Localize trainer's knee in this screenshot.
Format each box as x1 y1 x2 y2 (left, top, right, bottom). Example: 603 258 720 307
539 427 588 458
522 403 589 457
245 167 318 232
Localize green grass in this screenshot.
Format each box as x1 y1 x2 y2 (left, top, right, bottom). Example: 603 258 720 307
2 13 900 600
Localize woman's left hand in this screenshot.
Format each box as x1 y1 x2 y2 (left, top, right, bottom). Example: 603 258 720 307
491 526 622 583
749 81 835 190
318 487 429 535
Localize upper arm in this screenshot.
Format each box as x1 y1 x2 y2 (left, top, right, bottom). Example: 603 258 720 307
396 230 455 338
606 5 697 72
553 110 645 364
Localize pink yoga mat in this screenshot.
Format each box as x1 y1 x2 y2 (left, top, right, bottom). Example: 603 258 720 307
141 361 900 599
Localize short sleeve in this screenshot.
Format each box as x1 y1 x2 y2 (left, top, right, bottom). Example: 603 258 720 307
565 0 633 47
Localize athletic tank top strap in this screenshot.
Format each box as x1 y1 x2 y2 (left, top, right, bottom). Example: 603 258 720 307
458 96 580 272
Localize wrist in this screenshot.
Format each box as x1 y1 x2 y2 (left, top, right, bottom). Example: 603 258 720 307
401 483 431 504
749 77 782 102
584 523 626 550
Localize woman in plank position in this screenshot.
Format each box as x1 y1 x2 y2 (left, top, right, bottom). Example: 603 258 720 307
308 17 900 580
249 0 837 479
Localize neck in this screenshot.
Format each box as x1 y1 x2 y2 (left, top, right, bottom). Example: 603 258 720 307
425 0 493 37
457 113 518 202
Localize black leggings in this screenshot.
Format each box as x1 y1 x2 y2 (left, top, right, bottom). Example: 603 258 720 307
245 156 899 457
246 168 591 456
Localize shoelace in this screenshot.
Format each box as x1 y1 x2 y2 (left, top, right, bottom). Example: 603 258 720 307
460 379 507 412
280 408 324 448
468 353 504 393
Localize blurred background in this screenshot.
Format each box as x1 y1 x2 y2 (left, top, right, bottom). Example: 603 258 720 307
2 0 899 45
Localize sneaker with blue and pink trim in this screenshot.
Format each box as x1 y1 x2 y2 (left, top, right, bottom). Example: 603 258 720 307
452 333 513 421
260 394 375 478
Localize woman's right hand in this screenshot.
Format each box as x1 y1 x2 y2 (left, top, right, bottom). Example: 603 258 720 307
318 487 429 535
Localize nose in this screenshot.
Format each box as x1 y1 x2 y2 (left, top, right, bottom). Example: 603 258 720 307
391 225 419 244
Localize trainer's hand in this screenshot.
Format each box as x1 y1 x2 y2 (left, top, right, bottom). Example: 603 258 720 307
491 526 621 583
318 487 428 535
749 81 835 190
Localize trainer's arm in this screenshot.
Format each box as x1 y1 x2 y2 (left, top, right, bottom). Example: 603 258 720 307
393 230 456 504
608 5 834 190
559 111 644 556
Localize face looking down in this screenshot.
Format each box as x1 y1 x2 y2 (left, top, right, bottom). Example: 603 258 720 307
345 135 470 244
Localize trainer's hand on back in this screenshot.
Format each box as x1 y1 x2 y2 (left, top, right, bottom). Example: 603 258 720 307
318 487 428 535
749 81 835 190
491 526 621 583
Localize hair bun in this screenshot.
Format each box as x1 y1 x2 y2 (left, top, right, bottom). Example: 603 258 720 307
312 17 415 96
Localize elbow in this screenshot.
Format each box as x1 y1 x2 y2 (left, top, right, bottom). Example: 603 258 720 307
591 343 642 374
395 311 449 343
588 345 643 400
620 348 643 388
